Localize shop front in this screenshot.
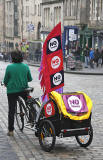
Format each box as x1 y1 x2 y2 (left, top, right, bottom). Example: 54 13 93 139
79 25 93 62
92 30 103 50
79 25 93 49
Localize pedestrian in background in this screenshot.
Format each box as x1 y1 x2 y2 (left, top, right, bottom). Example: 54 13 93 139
84 44 90 68
98 51 102 67
100 47 103 67
89 48 94 69
3 52 7 62
3 50 33 136
101 49 103 67
94 48 100 67
75 45 81 60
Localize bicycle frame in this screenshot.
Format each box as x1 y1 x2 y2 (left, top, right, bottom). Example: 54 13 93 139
16 88 41 132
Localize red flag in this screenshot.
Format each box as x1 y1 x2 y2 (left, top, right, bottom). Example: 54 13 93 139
39 22 64 99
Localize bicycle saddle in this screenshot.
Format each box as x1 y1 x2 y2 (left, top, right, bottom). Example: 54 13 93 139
24 87 34 93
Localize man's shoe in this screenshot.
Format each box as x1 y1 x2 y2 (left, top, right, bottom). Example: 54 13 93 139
7 131 14 136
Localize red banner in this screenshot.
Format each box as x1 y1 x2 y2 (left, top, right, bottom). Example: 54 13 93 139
39 22 64 98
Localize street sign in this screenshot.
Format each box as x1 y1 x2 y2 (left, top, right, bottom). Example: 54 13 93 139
27 23 34 32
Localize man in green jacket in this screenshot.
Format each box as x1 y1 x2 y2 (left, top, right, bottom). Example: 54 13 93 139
3 50 33 136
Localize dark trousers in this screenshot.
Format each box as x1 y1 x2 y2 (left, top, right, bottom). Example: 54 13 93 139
7 92 27 131
90 59 94 68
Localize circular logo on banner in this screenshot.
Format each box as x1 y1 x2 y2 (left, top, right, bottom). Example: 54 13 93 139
68 96 82 112
46 103 52 115
53 72 62 86
49 38 59 52
51 56 61 69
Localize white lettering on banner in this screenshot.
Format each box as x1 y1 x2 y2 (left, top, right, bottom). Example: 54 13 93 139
53 72 62 85
68 96 82 112
49 38 59 52
51 56 61 69
46 103 52 115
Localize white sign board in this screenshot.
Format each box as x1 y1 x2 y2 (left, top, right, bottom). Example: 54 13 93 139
69 29 77 41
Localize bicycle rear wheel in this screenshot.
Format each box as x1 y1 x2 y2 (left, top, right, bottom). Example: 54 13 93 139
15 97 25 131
75 125 93 147
38 120 56 152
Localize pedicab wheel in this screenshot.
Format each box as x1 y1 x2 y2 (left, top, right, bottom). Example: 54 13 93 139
15 98 24 132
38 119 56 152
75 125 93 147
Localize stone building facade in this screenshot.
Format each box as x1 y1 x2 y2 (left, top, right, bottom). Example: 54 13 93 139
63 0 89 26
19 0 42 42
22 0 35 41
41 0 63 41
33 0 42 40
0 0 5 52
41 0 90 51
89 0 103 49
4 0 22 52
4 0 42 51
0 0 103 51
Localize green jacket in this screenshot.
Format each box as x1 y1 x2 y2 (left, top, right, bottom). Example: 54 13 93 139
3 63 33 94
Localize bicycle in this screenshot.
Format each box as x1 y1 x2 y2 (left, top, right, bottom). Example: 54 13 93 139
15 87 41 132
1 82 93 152
1 82 41 132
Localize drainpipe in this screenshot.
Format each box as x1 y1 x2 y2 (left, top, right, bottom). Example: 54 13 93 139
21 0 23 42
3 0 5 52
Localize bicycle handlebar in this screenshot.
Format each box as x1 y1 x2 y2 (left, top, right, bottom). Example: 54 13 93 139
1 82 4 86
0 82 34 93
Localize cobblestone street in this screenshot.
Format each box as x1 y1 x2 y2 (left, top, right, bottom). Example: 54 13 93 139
0 61 103 160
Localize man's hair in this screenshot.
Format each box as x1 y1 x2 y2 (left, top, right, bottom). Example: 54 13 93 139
11 50 23 63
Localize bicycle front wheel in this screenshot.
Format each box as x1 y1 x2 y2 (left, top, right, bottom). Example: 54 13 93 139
15 97 25 131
